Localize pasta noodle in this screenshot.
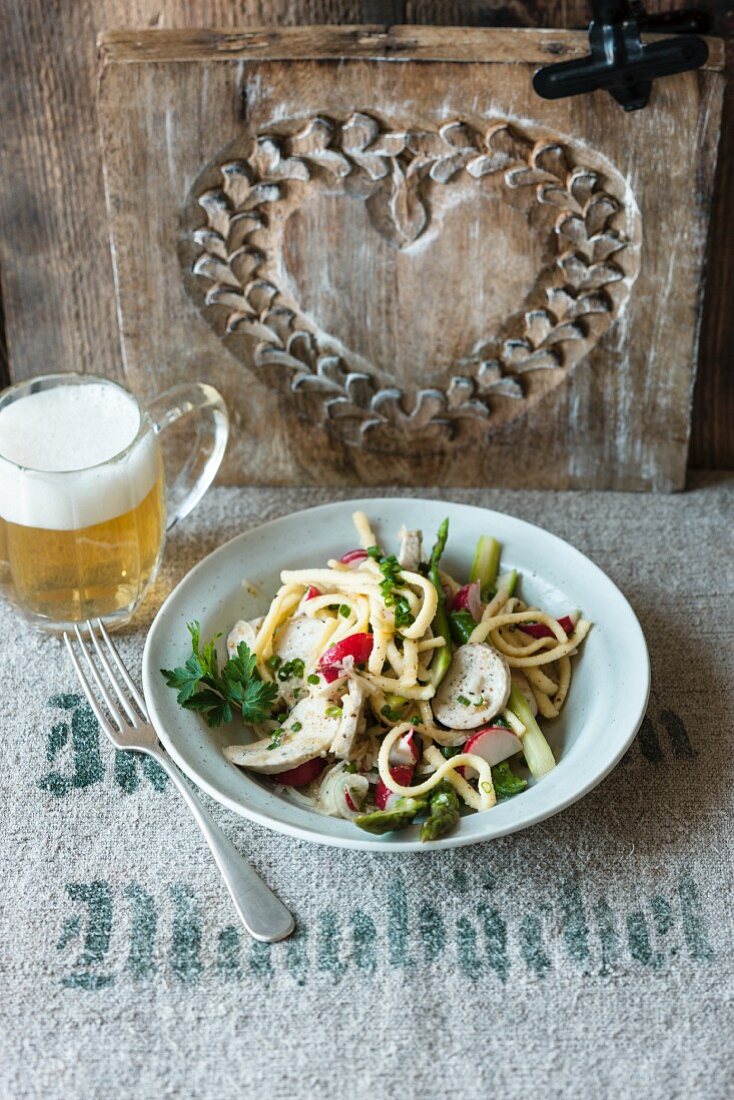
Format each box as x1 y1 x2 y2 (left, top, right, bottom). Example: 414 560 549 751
217 511 591 841
378 725 496 811
352 510 377 549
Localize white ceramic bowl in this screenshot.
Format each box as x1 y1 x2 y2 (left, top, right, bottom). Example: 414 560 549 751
142 498 650 851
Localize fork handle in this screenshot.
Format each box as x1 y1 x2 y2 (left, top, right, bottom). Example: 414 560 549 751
145 746 295 942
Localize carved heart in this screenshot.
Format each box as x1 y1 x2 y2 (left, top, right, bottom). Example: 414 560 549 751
184 114 641 453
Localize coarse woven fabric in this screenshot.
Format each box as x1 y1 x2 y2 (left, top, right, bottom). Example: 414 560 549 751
1 474 733 1100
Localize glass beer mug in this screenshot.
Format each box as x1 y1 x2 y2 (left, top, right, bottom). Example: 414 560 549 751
0 372 229 632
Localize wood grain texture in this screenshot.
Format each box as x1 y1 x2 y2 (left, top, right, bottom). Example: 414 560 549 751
98 25 725 65
1 0 732 468
0 262 8 389
0 1 363 387
690 39 734 468
98 33 724 490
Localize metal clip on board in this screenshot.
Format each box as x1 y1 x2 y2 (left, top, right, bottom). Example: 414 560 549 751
533 0 709 110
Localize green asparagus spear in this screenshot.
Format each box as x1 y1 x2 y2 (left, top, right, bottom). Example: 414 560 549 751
508 683 556 778
449 609 475 645
496 568 519 597
355 797 428 835
470 535 501 593
491 760 527 799
428 518 453 687
420 781 461 842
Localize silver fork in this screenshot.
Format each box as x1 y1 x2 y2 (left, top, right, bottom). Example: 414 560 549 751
64 619 295 943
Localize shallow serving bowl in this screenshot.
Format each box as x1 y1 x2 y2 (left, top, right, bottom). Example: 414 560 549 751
142 498 650 851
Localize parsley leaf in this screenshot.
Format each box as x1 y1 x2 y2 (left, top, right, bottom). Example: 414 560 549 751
243 678 279 724
161 621 277 728
160 653 205 706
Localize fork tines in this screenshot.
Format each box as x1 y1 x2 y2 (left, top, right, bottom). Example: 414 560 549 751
63 620 148 740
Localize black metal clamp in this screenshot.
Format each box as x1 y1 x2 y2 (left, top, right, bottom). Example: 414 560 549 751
533 0 710 111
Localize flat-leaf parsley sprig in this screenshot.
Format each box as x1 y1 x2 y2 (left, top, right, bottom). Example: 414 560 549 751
161 620 278 727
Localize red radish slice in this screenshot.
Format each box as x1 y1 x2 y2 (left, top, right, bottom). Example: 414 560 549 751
345 789 357 811
375 764 414 810
305 585 322 600
389 730 420 767
464 726 522 769
320 667 340 684
318 632 374 676
339 549 369 567
522 614 577 639
451 580 482 621
273 757 326 786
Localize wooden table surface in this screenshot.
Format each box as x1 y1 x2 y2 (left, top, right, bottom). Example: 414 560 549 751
0 0 731 472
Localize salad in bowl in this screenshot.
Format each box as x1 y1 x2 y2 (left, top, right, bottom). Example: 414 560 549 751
162 511 591 843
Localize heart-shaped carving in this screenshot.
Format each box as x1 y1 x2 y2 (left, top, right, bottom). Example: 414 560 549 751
183 114 641 453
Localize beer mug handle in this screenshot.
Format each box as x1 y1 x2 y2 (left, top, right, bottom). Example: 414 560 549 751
146 383 229 532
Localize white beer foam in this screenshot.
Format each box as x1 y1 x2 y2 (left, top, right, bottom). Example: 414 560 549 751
0 383 161 530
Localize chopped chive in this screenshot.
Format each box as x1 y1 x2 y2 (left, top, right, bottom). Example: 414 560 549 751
267 655 282 671
366 546 382 559
290 721 303 732
266 728 284 750
325 705 343 718
307 673 320 685
457 694 470 706
339 604 351 618
278 657 305 681
380 704 399 721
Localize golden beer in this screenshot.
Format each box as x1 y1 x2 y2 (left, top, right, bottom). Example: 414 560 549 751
0 471 165 623
0 372 228 631
0 375 166 629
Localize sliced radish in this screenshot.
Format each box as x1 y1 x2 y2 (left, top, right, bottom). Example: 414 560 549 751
273 757 326 786
339 548 369 567
318 632 374 678
388 730 420 767
305 585 322 600
522 613 577 639
451 580 482 621
462 726 522 778
375 764 414 810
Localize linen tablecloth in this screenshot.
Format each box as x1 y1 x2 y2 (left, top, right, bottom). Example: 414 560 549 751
2 476 732 1099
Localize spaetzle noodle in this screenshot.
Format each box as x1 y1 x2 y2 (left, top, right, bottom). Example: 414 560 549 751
206 513 592 842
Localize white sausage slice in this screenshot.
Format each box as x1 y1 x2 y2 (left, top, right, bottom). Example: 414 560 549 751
272 615 330 705
226 617 263 657
273 616 326 664
432 643 511 730
224 696 338 773
329 680 366 759
398 526 423 571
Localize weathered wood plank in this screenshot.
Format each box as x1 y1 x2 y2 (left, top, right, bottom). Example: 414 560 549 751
0 262 8 389
0 1 364 386
1 1 732 469
98 25 726 66
690 42 734 468
99 36 725 490
406 0 733 37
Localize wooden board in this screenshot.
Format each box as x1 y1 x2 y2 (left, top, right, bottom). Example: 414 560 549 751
0 1 363 390
98 26 724 490
0 1 732 470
